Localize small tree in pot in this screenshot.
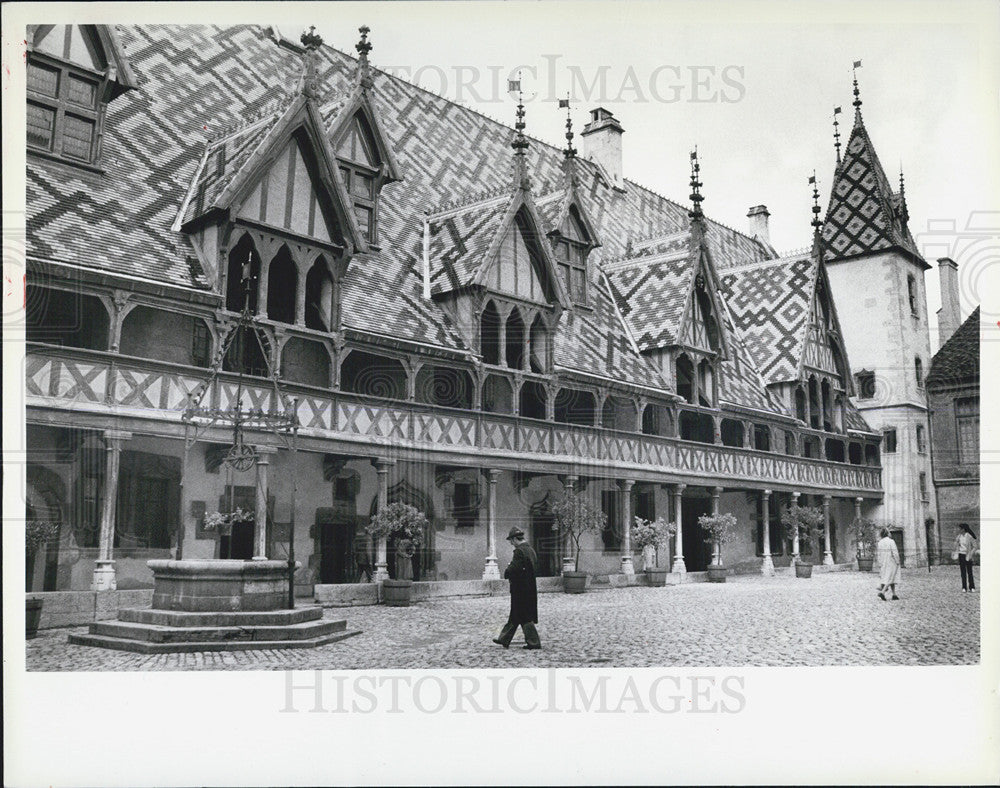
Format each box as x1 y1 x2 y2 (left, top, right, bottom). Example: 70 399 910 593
780 504 825 578
848 517 878 572
551 491 606 593
365 502 428 606
631 516 675 586
698 511 738 582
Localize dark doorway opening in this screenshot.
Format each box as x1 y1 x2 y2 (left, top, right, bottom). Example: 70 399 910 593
681 497 712 572
530 501 560 578
320 521 356 583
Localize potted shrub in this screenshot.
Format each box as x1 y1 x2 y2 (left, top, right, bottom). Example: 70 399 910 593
551 491 606 594
365 502 428 606
203 507 254 537
26 519 59 638
631 515 675 586
780 504 825 578
848 517 878 572
699 511 738 583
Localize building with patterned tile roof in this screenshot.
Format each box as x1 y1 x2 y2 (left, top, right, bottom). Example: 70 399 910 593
24 24 887 596
821 84 939 567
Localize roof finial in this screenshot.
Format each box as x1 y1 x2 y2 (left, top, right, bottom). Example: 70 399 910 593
688 147 704 221
852 59 863 114
509 73 530 189
298 25 323 98
809 171 822 234
356 24 374 89
560 94 576 159
833 106 842 165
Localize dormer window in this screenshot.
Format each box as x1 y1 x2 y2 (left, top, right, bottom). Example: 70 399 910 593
552 206 591 306
335 115 381 245
26 25 135 168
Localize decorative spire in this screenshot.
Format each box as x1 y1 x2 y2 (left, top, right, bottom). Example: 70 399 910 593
560 94 576 159
833 106 842 165
688 147 704 221
898 165 909 223
852 59 863 115
299 25 323 99
356 24 373 89
509 73 530 189
809 171 822 234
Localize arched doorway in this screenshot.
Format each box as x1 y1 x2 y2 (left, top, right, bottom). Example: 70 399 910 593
370 479 435 580
26 464 67 592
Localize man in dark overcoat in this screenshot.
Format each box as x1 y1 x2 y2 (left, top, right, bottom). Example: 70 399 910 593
493 526 541 650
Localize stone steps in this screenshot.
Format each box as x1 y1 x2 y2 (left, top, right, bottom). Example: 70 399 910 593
118 606 324 627
68 628 361 654
68 603 361 653
89 617 347 643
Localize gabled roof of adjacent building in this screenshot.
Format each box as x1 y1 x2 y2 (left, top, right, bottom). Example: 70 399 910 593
927 306 980 387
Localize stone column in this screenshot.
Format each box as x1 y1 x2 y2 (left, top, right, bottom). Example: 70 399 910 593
619 479 635 576
790 490 801 566
92 429 132 591
854 496 863 522
295 263 308 325
373 458 396 582
760 489 775 576
252 446 277 560
822 494 834 565
711 486 723 565
671 483 687 573
482 469 502 580
561 475 577 574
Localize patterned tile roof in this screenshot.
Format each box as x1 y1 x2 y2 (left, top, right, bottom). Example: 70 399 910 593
717 303 789 414
26 24 809 416
605 247 691 351
821 112 925 266
720 254 817 385
426 195 511 294
927 306 980 387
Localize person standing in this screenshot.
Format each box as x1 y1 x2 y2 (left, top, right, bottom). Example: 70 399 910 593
954 523 978 592
876 528 901 601
493 526 541 650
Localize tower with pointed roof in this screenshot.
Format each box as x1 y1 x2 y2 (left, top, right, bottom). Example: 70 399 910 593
820 73 936 565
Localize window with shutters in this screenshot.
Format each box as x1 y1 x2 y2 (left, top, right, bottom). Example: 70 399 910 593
27 28 108 167
551 206 592 306
335 115 381 245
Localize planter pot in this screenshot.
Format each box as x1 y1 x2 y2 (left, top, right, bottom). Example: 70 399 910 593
26 598 43 639
707 565 728 583
795 562 814 579
381 579 413 607
561 557 576 575
857 557 874 572
562 571 588 594
645 568 668 587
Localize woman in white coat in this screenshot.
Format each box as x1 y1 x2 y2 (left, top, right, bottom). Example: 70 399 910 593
876 528 901 601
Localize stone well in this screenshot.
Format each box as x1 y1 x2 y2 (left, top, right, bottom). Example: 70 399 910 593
148 559 294 612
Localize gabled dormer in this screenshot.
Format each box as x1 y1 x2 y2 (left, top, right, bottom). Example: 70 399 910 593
26 24 137 168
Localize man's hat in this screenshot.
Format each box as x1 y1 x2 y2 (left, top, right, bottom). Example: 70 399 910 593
506 526 525 541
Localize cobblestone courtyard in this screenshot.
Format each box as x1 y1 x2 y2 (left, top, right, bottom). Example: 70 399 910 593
26 569 980 670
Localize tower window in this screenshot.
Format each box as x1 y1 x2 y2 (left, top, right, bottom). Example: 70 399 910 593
955 397 979 465
915 357 923 388
907 274 918 317
883 428 897 454
916 424 927 454
855 370 875 400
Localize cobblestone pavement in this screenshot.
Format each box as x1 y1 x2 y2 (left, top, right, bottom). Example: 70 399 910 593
26 570 980 671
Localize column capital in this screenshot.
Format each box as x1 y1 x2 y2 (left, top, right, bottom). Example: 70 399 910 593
674 482 687 493
822 494 832 504
103 429 132 442
854 496 864 504
762 488 772 497
254 444 278 456
791 490 800 501
486 468 502 482
618 479 635 492
712 486 723 497
372 458 397 471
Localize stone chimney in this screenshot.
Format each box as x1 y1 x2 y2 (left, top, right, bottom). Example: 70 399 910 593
747 205 771 245
581 107 624 189
936 257 961 347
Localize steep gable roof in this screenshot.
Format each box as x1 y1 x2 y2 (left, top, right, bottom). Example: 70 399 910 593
927 306 980 387
821 112 926 267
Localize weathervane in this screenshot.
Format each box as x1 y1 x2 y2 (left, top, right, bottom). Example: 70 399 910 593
356 24 374 89
852 59 863 113
809 171 822 234
508 72 530 189
833 106 842 165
